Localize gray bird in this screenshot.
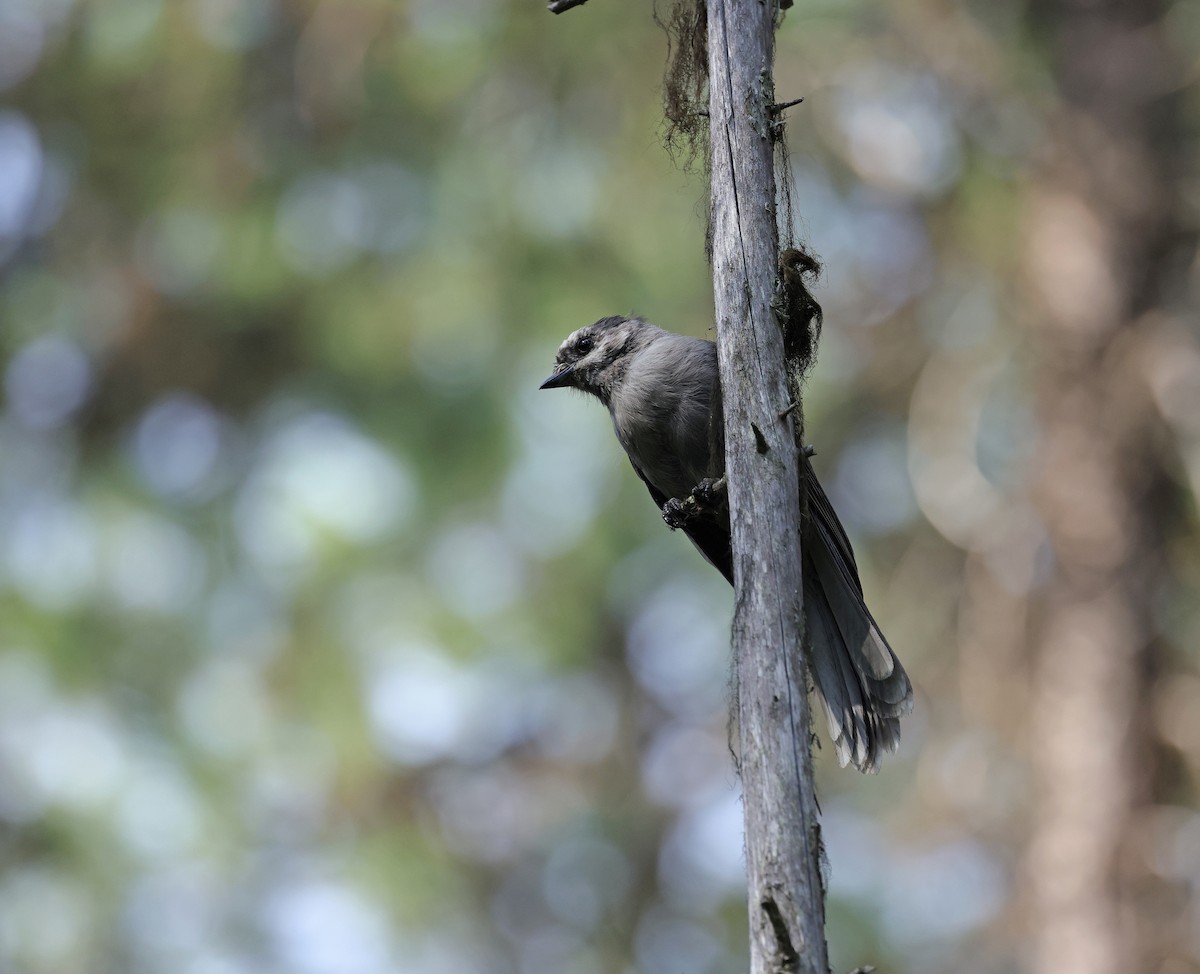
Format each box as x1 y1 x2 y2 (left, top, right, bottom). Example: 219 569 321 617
541 314 912 772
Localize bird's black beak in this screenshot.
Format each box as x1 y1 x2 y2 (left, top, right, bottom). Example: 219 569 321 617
539 365 574 390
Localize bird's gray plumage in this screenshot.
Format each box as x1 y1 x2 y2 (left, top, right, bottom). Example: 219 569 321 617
541 314 913 772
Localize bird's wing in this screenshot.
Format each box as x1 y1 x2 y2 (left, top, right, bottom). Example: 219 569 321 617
629 459 734 584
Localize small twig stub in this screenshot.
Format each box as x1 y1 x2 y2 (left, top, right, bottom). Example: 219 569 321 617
770 96 804 114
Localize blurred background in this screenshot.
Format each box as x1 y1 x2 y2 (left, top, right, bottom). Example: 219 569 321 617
1 0 1198 972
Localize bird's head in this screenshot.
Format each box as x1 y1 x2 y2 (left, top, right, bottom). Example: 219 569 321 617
539 315 651 403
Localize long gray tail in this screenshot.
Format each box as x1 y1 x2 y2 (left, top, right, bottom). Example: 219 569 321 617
801 457 913 772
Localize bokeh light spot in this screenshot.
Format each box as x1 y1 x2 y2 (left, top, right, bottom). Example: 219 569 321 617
4 334 91 429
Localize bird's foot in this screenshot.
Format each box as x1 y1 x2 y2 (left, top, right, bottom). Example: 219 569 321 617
660 477 727 530
692 476 727 507
661 497 689 530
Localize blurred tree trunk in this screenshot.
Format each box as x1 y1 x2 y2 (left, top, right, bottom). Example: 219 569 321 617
1020 1 1194 972
704 2 828 973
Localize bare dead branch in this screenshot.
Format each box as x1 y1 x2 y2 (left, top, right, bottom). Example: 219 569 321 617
705 1 828 971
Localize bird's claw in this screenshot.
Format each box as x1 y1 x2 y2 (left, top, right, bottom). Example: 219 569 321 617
692 476 727 506
661 477 728 530
662 497 689 530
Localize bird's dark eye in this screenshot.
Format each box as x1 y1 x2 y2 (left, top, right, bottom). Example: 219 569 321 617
576 335 593 354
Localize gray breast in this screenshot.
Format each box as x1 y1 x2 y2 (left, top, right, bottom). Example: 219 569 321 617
608 336 721 500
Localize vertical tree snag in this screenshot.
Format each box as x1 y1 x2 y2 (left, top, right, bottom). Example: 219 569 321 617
706 2 828 972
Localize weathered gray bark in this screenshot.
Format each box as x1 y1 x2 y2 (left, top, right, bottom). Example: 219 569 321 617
705 2 828 972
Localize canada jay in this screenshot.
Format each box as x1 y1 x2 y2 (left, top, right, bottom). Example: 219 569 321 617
541 314 912 772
